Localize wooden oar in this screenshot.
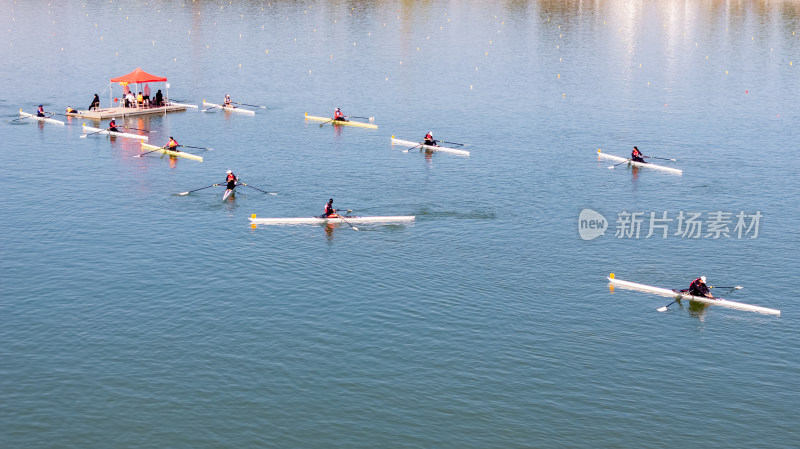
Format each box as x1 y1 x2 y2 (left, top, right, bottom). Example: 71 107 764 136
79 127 110 138
234 102 267 109
239 183 277 195
608 158 632 169
644 156 677 162
177 184 221 196
178 144 213 151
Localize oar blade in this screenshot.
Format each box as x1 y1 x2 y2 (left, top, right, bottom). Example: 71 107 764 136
657 306 669 312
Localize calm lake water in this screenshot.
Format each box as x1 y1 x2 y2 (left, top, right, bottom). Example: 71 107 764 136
1 1 799 447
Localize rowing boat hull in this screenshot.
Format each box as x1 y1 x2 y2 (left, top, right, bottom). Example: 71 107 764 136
83 124 148 141
223 189 234 200
249 215 415 225
607 276 780 315
19 110 65 125
305 113 378 129
391 137 470 156
202 100 256 115
140 142 203 162
597 150 682 174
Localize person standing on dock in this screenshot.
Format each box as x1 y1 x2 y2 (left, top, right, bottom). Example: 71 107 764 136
143 83 151 106
89 94 100 111
225 170 238 190
322 198 337 218
334 108 347 122
688 276 713 298
423 132 437 146
631 146 645 163
36 105 46 117
108 118 119 133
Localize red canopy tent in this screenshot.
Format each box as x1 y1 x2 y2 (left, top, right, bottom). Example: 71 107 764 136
110 67 167 84
107 68 170 107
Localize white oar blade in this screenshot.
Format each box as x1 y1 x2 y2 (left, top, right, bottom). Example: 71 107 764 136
608 166 616 169
269 192 278 195
177 192 190 196
657 306 669 312
79 135 88 138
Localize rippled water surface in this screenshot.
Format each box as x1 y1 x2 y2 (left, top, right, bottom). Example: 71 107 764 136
1 1 799 447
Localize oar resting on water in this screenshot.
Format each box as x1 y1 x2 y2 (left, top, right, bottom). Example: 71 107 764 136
79 127 110 138
176 182 277 196
177 184 222 196
134 144 171 157
608 158 632 169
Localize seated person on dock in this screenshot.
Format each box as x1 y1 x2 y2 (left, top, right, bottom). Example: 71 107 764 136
89 94 100 111
631 146 645 163
334 108 347 122
137 93 144 107
154 89 164 107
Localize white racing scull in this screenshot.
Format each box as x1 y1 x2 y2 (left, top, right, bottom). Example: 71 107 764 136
391 137 470 156
82 124 148 141
249 214 415 225
19 110 65 125
202 100 256 115
597 149 682 174
607 274 780 316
